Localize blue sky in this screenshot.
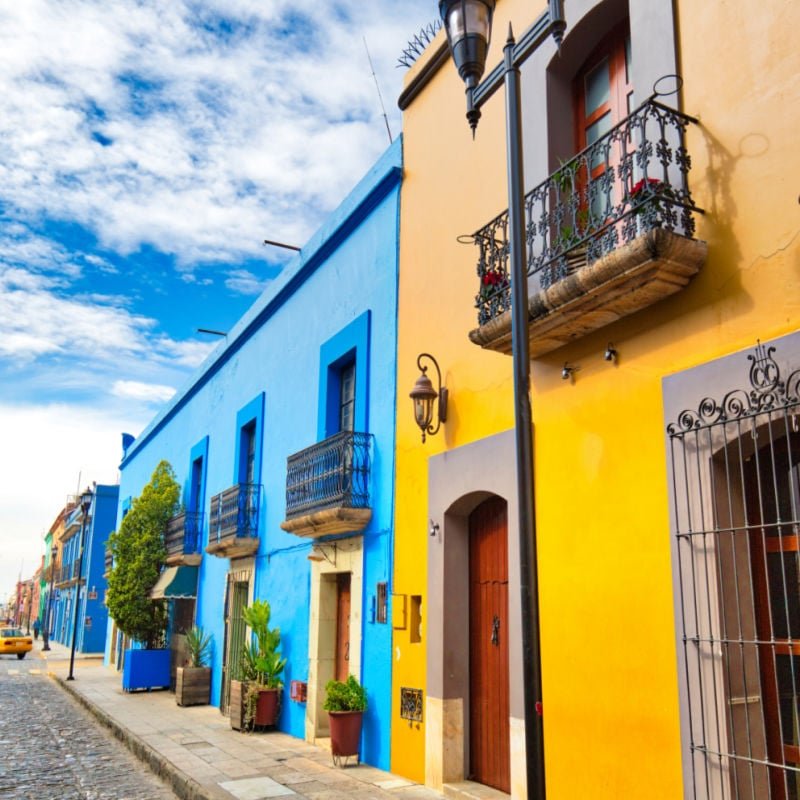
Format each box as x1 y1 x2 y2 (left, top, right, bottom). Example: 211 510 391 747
0 0 439 598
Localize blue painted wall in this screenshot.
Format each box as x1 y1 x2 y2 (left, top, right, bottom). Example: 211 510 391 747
105 138 401 769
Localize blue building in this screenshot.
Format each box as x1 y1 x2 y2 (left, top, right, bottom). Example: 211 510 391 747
105 139 401 768
52 484 118 653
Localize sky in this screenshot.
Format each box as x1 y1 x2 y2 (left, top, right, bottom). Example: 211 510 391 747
0 0 440 600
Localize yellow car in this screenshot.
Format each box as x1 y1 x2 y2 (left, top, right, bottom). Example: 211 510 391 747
0 627 33 659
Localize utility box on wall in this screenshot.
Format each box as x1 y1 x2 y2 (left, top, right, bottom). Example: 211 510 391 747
290 680 307 703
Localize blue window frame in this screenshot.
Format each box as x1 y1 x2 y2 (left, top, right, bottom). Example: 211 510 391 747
234 394 265 487
318 311 370 440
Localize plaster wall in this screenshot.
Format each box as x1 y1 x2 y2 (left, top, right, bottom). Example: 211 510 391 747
109 139 401 769
394 0 800 794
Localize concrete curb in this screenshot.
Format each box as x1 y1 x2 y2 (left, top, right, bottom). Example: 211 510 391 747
52 673 217 800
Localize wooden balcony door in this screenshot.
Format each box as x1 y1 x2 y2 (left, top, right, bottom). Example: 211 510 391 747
469 496 510 793
573 22 632 223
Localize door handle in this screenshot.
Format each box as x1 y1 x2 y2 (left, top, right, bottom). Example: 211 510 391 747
345 641 350 661
491 615 500 646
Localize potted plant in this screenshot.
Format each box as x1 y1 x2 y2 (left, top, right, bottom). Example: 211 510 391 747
176 626 212 706
106 461 179 692
324 674 367 766
231 599 287 730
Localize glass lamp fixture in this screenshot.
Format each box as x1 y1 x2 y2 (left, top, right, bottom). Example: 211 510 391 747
439 0 495 132
439 0 495 89
410 353 448 443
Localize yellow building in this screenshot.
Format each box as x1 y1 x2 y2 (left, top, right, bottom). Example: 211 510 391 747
392 1 800 798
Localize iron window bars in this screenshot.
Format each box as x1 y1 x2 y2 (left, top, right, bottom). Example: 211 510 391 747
209 483 260 544
400 687 424 723
472 97 702 327
668 343 800 799
284 430 373 520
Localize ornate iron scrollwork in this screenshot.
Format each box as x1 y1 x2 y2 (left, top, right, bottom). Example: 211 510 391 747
472 97 704 327
667 341 800 435
400 687 423 723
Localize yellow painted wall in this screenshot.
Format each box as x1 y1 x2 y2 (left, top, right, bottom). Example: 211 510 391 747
392 0 800 794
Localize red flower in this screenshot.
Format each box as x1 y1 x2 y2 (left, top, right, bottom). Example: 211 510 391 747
631 177 662 197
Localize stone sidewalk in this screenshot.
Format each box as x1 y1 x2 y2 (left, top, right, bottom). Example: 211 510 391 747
37 642 440 800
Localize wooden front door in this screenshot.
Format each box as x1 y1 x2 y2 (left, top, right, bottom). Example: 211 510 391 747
469 496 510 793
335 573 351 682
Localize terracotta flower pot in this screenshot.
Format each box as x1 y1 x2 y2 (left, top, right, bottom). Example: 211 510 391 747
329 710 363 760
254 687 280 727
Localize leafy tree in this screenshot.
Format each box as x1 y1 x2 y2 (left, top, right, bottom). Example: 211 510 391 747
106 460 179 649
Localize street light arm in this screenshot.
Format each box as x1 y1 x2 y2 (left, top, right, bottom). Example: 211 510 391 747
471 7 563 116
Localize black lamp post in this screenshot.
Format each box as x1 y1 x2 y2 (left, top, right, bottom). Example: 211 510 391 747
439 2 566 798
67 487 93 681
42 544 58 651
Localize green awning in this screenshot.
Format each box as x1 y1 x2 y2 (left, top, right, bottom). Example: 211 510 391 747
150 566 198 600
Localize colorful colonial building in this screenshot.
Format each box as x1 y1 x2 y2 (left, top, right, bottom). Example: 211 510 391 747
51 485 118 653
106 139 402 769
392 1 799 798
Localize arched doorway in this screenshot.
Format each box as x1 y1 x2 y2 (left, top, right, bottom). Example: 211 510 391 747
468 495 510 793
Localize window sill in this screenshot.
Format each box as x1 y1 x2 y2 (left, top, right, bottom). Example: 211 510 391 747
280 507 372 539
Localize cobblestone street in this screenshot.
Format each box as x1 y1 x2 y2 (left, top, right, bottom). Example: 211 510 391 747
0 656 179 800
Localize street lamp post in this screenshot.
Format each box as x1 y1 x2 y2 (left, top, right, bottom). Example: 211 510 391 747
67 488 93 681
42 544 58 651
439 2 566 799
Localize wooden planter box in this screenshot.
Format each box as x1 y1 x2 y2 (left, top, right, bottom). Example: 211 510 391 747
175 666 211 706
230 679 247 731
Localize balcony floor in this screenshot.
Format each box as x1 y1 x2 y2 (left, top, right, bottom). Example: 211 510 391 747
205 537 259 559
469 229 707 357
280 507 372 539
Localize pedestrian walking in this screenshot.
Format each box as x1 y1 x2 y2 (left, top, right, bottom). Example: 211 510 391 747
33 617 41 640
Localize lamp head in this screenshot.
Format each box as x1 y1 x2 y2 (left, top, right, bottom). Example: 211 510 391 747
439 0 495 90
410 353 448 443
410 368 437 437
80 487 93 514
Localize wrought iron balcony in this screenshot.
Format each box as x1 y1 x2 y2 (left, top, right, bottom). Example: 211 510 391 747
164 511 204 566
55 562 78 586
280 430 373 538
468 98 707 357
206 483 261 558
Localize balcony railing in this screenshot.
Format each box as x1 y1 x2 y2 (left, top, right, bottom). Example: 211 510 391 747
165 511 203 561
206 484 261 557
281 431 373 538
469 98 706 355
56 563 78 584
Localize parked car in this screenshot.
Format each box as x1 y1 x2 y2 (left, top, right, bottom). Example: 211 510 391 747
0 627 33 659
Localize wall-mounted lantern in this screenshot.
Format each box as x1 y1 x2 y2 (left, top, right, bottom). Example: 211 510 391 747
410 353 448 443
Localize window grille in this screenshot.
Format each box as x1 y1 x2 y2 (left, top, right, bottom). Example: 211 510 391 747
376 582 388 624
668 342 800 799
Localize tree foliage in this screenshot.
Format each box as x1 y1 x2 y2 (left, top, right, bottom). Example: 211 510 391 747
106 460 179 648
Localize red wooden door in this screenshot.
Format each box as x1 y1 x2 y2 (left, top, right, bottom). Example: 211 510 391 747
573 23 632 223
335 573 351 682
469 496 510 793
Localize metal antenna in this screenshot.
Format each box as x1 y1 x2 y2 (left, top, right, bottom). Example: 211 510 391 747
363 36 393 144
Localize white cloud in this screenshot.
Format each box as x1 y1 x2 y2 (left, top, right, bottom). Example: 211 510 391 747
0 0 435 266
224 268 270 296
111 379 176 403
